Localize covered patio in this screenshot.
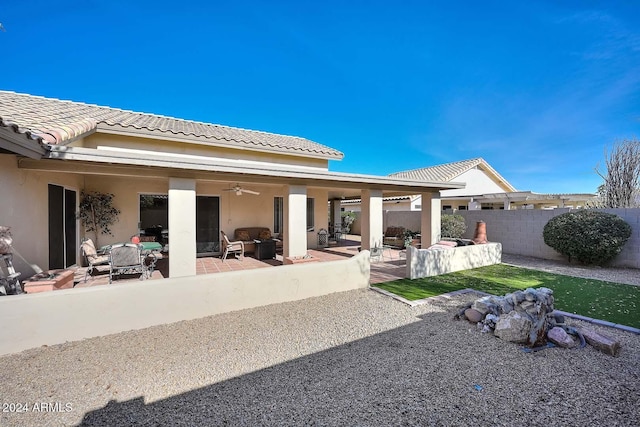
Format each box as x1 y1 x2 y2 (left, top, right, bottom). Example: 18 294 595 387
72 235 408 288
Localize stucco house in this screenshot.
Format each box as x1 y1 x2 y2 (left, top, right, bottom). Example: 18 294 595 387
345 158 595 212
0 91 462 279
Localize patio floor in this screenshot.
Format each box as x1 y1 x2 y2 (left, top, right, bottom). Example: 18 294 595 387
71 236 406 288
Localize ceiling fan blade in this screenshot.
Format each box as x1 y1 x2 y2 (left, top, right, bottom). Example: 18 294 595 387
242 189 260 195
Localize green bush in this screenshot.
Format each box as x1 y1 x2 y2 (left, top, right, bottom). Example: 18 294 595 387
441 214 467 239
543 210 632 265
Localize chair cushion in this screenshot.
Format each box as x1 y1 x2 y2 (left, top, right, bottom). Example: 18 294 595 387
81 239 97 257
236 230 251 241
89 254 109 265
258 230 272 240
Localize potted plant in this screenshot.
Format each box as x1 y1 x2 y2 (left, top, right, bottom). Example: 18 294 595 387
78 191 120 247
403 230 420 248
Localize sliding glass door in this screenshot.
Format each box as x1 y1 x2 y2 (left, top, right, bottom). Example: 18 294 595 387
196 196 220 255
139 194 219 255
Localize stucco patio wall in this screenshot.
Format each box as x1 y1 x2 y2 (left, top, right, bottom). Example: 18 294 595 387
458 209 640 269
406 243 502 279
0 251 371 356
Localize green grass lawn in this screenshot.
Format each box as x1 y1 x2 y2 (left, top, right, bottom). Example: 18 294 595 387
375 264 640 328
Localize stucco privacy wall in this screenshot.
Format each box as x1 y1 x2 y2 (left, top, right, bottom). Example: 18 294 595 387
458 209 640 269
0 251 371 356
406 243 502 279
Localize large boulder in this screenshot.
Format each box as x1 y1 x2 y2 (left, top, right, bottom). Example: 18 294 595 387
494 311 533 344
547 327 577 348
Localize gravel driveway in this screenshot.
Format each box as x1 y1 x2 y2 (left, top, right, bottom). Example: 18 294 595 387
0 288 638 426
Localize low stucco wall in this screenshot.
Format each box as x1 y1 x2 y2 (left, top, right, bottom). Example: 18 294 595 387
0 251 370 356
406 243 502 279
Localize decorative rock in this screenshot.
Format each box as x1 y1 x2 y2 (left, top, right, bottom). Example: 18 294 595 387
578 327 621 357
472 297 496 315
547 327 576 348
524 288 537 301
494 312 533 344
553 313 565 324
464 308 484 323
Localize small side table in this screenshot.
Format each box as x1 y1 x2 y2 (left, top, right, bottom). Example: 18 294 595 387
254 239 276 260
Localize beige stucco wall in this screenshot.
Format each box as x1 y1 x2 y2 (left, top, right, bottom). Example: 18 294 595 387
0 250 371 356
0 154 83 272
79 133 330 170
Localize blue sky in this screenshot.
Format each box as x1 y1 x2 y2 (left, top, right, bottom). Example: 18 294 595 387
2 1 639 193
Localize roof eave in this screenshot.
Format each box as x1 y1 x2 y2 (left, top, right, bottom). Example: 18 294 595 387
0 123 47 159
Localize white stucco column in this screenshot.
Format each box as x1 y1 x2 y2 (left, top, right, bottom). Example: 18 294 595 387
503 199 511 210
168 177 196 278
421 192 441 246
283 185 307 258
361 189 383 250
331 199 342 230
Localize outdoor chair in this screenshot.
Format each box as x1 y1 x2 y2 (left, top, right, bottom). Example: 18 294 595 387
220 231 244 261
108 243 149 284
80 238 110 282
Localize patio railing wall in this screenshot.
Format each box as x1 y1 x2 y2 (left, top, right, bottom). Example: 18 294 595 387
0 251 371 356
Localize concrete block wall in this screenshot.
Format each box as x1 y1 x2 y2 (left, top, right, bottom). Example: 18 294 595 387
459 209 640 269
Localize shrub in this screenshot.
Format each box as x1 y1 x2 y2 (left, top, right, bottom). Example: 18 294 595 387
543 210 632 265
441 214 467 239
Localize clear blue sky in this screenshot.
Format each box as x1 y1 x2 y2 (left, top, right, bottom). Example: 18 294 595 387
2 1 639 194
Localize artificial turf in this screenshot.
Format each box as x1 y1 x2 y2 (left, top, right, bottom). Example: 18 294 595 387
375 264 640 328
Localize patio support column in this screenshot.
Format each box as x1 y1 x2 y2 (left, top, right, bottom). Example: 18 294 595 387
168 177 196 278
330 199 342 231
420 192 441 246
361 189 383 251
504 199 511 210
283 184 307 258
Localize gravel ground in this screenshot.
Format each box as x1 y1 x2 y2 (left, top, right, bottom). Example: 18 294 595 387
0 288 638 426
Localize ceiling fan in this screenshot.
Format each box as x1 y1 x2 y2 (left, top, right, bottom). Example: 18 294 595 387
224 184 260 196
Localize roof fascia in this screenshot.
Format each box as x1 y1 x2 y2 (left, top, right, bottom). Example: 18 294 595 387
0 127 47 159
95 123 344 161
42 146 463 191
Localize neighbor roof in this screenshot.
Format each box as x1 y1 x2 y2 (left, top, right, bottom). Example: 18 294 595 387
0 91 343 160
389 158 516 192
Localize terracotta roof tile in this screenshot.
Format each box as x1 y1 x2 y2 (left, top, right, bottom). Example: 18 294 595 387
389 158 517 191
0 91 343 159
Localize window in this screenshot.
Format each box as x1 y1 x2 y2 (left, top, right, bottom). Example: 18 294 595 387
307 198 315 231
458 205 467 211
273 196 314 233
442 205 452 211
274 197 283 234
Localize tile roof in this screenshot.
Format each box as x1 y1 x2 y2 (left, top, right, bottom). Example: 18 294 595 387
0 91 343 159
389 158 516 191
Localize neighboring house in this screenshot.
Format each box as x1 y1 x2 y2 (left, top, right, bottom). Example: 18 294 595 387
0 91 461 278
345 158 595 212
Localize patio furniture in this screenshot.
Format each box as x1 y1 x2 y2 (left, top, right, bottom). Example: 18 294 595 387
221 231 245 261
254 239 276 260
108 243 150 284
233 227 273 254
81 238 110 283
383 226 405 248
